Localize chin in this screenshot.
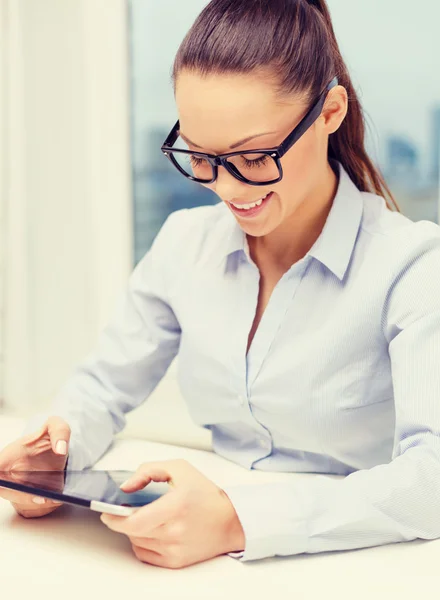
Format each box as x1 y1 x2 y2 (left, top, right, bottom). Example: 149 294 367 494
239 221 276 238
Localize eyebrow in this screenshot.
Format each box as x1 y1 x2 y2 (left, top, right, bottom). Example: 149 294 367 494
179 130 278 151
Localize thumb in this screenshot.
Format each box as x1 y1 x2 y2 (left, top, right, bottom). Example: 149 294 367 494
22 424 48 446
120 465 177 492
22 417 70 456
119 460 198 492
47 417 71 456
0 426 47 470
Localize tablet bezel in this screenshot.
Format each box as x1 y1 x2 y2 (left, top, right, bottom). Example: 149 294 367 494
0 471 142 516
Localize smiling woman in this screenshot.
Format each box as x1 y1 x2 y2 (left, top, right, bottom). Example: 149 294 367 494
14 0 440 571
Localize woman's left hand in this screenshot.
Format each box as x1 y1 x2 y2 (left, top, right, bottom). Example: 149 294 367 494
99 459 245 569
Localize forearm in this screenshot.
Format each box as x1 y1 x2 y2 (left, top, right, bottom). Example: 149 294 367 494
223 438 440 561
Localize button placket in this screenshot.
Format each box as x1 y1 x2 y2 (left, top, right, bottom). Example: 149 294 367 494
247 260 312 393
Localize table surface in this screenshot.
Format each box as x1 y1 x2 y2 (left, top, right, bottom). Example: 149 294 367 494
0 415 439 599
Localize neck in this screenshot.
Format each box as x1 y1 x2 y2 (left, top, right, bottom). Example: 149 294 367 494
247 161 339 273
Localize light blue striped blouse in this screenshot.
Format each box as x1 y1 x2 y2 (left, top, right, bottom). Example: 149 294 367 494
23 160 440 562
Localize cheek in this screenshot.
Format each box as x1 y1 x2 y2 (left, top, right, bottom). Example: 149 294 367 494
274 132 319 197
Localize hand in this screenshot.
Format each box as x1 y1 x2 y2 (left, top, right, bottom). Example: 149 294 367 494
99 459 245 569
0 417 70 518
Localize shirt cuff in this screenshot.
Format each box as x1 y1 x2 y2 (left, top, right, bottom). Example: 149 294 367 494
61 436 90 471
221 482 309 561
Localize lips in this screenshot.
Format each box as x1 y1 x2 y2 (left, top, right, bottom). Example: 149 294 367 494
228 192 274 218
230 191 271 210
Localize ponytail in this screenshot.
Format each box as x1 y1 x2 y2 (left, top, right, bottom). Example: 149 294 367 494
306 0 399 210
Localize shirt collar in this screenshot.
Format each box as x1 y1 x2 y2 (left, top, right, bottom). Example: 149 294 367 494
216 160 364 281
307 160 364 281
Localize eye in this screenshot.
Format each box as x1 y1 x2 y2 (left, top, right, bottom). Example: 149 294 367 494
189 155 204 167
242 155 269 168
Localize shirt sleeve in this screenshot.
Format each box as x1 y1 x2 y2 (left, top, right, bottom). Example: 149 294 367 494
222 226 440 562
22 210 186 471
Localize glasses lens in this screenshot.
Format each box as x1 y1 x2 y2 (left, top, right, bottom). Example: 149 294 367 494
226 153 280 183
169 151 214 182
166 134 280 184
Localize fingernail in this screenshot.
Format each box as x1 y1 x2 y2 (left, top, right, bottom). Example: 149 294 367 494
33 496 46 504
55 440 67 455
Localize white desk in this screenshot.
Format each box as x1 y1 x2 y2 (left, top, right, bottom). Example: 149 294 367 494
0 415 438 599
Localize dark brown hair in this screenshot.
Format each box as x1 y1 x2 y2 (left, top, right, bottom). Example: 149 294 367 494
172 0 399 211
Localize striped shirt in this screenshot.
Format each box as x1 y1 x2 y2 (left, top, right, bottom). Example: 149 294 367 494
24 160 440 561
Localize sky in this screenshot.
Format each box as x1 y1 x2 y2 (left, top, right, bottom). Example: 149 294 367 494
129 0 440 174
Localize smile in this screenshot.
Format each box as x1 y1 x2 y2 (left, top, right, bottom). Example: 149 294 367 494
229 192 271 210
228 192 274 218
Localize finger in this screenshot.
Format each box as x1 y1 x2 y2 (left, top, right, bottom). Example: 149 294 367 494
46 417 71 456
120 460 191 491
0 487 36 504
131 545 182 569
131 544 166 567
0 486 62 508
21 424 48 446
14 498 63 510
21 416 71 456
13 501 63 519
129 535 163 552
101 491 179 536
120 467 171 492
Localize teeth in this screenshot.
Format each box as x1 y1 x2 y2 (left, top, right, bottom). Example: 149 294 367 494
231 193 270 210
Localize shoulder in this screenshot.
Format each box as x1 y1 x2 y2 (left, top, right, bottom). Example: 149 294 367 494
160 202 225 232
359 191 440 266
151 202 231 266
358 192 440 333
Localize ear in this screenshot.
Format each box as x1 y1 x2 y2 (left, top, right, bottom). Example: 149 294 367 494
320 85 348 135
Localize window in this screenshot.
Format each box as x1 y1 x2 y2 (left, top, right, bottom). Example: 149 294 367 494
128 0 214 266
329 0 439 223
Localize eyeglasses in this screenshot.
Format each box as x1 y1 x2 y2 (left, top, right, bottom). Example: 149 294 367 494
161 77 338 187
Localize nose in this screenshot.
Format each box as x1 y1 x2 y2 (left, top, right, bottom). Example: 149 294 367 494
209 164 249 202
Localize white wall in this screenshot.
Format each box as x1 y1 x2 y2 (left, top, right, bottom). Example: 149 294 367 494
0 0 6 408
0 0 211 451
2 0 133 413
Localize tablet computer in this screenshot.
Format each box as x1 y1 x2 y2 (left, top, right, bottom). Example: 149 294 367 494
0 469 166 516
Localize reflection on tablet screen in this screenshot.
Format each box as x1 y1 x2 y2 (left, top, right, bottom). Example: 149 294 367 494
0 470 164 508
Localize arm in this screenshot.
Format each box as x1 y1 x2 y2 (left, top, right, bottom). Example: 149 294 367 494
23 211 186 471
223 228 440 561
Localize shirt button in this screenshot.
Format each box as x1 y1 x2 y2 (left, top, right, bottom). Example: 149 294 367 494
238 395 245 406
259 437 269 448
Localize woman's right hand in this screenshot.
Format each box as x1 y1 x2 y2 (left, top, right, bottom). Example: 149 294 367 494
0 416 71 518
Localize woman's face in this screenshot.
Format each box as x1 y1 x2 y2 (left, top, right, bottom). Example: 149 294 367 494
175 71 347 239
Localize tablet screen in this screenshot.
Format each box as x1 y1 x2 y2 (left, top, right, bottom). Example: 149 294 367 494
0 469 164 508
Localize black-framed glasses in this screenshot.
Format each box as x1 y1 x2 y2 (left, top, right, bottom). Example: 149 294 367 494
161 77 338 187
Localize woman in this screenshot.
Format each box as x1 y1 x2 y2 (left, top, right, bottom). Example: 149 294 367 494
2 0 440 569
